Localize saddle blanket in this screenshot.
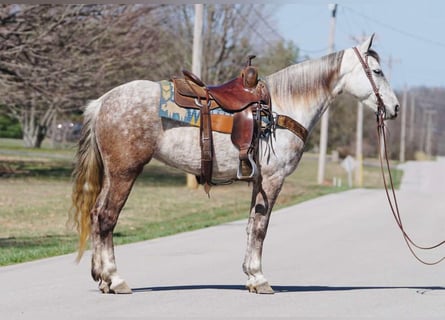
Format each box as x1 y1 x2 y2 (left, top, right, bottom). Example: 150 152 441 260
158 80 232 132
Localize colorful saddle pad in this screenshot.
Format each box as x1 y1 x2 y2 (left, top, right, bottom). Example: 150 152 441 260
158 80 232 132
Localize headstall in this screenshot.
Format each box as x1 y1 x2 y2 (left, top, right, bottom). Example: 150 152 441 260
352 47 386 123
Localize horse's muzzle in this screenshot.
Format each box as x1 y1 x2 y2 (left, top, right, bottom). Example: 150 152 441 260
389 104 400 119
384 104 399 120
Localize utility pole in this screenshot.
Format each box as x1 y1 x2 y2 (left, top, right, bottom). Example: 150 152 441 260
399 85 408 162
419 107 427 153
355 102 363 187
317 3 337 185
408 93 415 145
425 109 437 157
350 33 368 187
187 4 203 189
192 4 203 79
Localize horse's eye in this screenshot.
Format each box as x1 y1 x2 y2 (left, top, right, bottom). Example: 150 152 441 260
373 69 383 76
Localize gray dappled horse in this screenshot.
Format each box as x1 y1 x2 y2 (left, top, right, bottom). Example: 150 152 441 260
70 35 399 294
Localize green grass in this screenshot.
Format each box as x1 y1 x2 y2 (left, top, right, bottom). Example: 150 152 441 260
0 138 402 266
0 236 77 265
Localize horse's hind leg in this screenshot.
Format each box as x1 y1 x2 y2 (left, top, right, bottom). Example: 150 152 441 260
90 166 143 294
88 81 161 293
243 175 283 294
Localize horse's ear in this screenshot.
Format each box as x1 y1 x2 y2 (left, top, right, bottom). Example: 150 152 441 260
360 33 375 53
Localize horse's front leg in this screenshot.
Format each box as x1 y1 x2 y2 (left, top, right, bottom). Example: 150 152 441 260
243 175 283 294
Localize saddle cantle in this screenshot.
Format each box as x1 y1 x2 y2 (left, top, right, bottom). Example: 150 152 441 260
172 55 273 193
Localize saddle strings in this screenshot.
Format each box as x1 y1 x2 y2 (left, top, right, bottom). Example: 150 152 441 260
377 114 445 265
259 105 276 164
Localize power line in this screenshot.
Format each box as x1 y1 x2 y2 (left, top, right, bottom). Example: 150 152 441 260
342 5 445 49
234 5 274 49
254 6 333 60
252 7 286 43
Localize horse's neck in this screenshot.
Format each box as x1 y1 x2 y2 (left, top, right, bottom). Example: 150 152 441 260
266 51 344 133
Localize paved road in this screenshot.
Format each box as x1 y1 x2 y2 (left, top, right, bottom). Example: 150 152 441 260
2 158 445 319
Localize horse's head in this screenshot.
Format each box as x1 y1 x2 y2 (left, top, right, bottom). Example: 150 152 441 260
342 34 400 120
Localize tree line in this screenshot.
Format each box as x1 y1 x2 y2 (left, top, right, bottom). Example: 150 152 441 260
0 4 298 148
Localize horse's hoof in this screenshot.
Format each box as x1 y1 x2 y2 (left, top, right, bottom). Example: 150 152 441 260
246 282 275 294
255 282 275 294
99 280 111 293
110 281 132 294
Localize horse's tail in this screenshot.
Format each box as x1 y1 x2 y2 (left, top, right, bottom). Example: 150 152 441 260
69 99 103 262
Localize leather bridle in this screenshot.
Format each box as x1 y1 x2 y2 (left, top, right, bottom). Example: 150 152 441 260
352 47 386 122
353 46 445 265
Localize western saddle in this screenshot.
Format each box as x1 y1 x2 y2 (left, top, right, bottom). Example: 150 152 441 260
173 55 273 193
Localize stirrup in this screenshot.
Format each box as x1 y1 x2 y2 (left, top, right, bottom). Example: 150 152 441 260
237 152 257 180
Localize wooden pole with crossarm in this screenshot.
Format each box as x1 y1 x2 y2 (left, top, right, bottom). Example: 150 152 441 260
186 4 204 189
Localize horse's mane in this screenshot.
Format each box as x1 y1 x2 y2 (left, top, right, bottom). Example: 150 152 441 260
265 51 344 113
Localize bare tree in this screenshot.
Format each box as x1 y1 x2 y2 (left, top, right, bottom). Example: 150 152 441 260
0 4 173 147
0 4 285 147
163 4 276 84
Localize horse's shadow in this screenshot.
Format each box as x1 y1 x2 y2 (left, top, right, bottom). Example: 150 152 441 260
132 284 445 294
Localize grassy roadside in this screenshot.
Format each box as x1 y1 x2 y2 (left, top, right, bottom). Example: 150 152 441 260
0 138 402 266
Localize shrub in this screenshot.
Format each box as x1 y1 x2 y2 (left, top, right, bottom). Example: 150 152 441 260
0 114 22 139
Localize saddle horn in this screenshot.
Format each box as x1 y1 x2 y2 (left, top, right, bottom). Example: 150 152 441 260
246 55 256 67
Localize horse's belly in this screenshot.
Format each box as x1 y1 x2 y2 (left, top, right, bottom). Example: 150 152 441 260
154 122 239 179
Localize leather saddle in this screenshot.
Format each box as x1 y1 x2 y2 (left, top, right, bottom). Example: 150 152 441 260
172 55 272 192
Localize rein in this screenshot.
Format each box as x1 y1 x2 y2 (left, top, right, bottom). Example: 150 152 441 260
354 47 445 265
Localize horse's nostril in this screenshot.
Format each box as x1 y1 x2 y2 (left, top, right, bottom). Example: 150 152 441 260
395 105 400 112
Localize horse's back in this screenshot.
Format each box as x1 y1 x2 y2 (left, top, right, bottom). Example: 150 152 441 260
100 79 160 109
